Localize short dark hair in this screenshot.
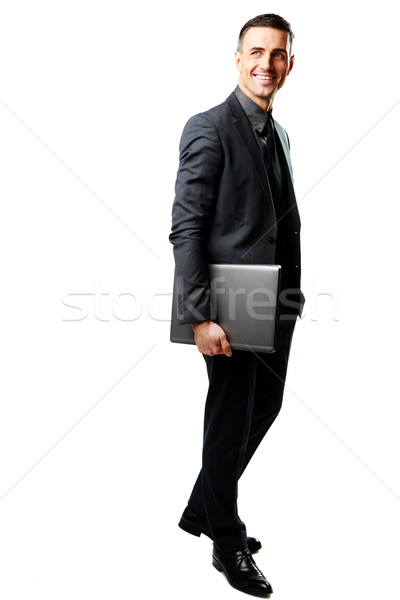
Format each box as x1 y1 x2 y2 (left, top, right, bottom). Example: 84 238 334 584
237 13 294 54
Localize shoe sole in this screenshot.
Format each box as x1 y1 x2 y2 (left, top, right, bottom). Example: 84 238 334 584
212 555 273 597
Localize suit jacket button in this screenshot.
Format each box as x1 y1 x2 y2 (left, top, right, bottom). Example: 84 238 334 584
268 236 276 245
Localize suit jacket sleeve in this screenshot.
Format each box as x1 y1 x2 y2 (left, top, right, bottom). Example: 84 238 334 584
169 113 222 325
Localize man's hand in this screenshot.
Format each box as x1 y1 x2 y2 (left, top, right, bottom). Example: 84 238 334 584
191 321 232 357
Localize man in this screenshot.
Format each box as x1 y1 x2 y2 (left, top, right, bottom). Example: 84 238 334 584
170 13 304 597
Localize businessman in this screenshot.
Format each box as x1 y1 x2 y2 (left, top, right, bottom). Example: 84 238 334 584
170 14 304 597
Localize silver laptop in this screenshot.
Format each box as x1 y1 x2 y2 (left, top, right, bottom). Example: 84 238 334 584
170 264 281 353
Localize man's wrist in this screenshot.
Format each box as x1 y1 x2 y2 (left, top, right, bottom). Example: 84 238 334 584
191 320 212 331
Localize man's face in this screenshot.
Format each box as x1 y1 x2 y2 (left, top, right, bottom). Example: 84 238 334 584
235 26 294 110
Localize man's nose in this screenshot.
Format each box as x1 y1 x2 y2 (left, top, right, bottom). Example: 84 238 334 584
259 53 273 70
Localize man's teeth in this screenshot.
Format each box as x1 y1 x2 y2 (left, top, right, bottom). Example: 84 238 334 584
254 75 272 80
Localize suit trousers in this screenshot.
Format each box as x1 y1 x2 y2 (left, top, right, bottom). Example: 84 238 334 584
187 318 296 553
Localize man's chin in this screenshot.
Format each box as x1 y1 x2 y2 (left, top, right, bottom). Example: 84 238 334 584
253 88 275 102
258 87 278 101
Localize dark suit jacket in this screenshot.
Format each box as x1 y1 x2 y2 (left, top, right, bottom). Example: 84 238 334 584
170 91 303 325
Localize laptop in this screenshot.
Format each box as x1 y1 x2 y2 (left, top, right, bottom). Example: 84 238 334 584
170 264 281 353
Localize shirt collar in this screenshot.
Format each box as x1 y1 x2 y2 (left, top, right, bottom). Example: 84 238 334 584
234 85 273 133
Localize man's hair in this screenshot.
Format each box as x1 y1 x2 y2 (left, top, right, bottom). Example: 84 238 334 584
237 13 294 55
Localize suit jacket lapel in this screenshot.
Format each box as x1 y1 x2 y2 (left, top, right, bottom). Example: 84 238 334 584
226 92 300 225
273 120 300 223
226 93 273 208
274 120 294 185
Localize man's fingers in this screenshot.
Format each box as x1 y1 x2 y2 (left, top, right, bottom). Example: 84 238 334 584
192 321 232 356
220 334 232 357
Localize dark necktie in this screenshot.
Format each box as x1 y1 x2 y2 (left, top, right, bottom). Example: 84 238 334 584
258 114 283 217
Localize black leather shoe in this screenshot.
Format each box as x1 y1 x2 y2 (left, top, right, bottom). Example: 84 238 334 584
212 546 273 597
179 506 262 554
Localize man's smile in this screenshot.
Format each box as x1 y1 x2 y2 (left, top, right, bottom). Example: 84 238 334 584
253 73 275 81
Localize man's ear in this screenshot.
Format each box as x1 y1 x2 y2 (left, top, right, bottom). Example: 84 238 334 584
287 54 295 75
235 51 242 73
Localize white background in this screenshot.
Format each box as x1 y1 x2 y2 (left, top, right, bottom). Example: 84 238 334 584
0 0 399 598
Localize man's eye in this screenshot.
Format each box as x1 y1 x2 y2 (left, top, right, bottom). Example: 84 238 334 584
274 53 284 59
252 51 261 56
